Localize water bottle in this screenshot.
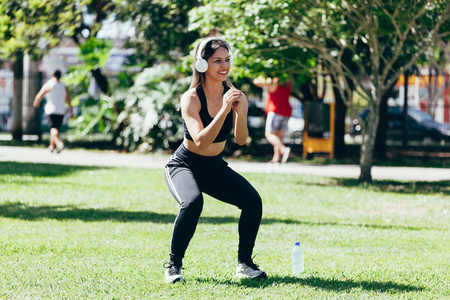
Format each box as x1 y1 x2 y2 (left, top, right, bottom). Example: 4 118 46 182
291 241 304 275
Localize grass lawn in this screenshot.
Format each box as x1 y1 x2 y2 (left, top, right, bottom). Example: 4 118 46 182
0 161 449 299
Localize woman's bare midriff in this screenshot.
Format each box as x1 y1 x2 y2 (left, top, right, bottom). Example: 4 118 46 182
183 139 226 156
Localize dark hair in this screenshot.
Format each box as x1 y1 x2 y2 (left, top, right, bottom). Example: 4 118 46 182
190 39 234 89
201 39 230 61
53 70 62 80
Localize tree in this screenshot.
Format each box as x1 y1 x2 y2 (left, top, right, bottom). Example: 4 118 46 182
70 0 116 94
188 0 335 153
419 6 450 120
0 0 84 60
63 37 115 141
0 0 116 139
189 0 450 183
107 63 190 152
65 0 202 147
0 0 85 139
114 0 200 65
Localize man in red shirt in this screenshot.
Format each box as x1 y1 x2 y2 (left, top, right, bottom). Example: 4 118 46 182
253 76 292 163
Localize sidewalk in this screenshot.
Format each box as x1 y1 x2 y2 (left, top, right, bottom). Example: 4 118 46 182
1 146 449 182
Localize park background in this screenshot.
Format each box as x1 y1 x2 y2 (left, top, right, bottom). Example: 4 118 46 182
0 1 449 298
1 0 450 182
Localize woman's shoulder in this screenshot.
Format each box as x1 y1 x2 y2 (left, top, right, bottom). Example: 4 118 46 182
181 88 201 107
182 87 199 99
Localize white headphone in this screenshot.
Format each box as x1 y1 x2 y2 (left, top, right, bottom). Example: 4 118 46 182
194 37 233 73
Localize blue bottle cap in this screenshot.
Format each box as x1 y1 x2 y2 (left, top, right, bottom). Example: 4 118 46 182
295 241 300 246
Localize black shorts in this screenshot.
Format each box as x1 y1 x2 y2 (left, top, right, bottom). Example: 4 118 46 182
48 114 64 130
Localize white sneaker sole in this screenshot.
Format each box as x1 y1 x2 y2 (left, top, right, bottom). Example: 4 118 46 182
236 263 268 279
165 276 183 284
281 147 291 164
236 271 267 279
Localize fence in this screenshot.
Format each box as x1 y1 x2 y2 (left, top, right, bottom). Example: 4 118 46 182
0 70 111 143
0 69 13 133
0 70 43 137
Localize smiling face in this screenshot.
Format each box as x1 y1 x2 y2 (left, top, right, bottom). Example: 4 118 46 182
190 38 234 89
205 47 232 82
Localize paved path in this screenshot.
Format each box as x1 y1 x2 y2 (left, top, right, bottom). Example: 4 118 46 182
1 146 449 182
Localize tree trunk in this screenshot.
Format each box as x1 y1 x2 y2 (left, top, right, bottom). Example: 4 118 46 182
71 36 110 95
374 83 395 159
359 101 380 183
299 81 321 102
333 84 347 157
11 57 23 140
374 96 388 159
22 54 42 137
91 68 109 94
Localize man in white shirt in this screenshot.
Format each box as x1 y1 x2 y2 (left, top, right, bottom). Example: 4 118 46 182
33 70 74 153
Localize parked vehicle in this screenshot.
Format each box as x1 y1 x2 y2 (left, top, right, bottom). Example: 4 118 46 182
350 106 450 143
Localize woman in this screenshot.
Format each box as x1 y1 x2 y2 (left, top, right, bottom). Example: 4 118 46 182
252 75 292 164
163 37 267 283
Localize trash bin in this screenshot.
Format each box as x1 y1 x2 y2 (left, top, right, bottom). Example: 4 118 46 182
303 102 334 159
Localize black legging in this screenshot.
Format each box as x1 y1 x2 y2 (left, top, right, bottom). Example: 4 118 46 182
164 143 263 267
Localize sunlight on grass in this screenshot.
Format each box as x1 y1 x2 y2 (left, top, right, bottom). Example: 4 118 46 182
0 162 449 299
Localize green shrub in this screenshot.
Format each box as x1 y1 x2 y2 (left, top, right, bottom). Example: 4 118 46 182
111 63 191 152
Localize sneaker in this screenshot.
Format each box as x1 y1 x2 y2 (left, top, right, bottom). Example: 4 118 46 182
236 260 267 279
281 147 291 164
164 262 184 283
56 142 65 154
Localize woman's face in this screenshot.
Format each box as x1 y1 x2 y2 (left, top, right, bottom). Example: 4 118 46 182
205 46 231 81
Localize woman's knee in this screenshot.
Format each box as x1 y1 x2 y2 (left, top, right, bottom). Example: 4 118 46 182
241 191 262 212
180 194 204 214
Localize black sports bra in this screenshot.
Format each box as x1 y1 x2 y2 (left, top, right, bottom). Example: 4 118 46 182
183 85 233 143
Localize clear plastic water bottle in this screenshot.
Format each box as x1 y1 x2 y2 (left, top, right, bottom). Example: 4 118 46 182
291 241 304 275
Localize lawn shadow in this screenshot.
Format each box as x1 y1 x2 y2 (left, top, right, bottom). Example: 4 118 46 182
0 202 176 223
0 161 106 177
0 202 431 230
0 202 262 224
261 217 428 231
194 275 425 294
308 177 450 195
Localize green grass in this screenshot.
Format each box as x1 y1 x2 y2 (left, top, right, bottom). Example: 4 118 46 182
0 161 449 299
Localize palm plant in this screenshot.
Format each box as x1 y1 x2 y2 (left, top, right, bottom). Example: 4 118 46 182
110 63 190 152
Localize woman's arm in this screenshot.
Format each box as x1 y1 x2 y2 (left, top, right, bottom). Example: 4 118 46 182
232 91 249 146
253 75 278 93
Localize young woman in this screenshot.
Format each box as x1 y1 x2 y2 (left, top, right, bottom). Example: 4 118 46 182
253 76 292 164
163 37 267 283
